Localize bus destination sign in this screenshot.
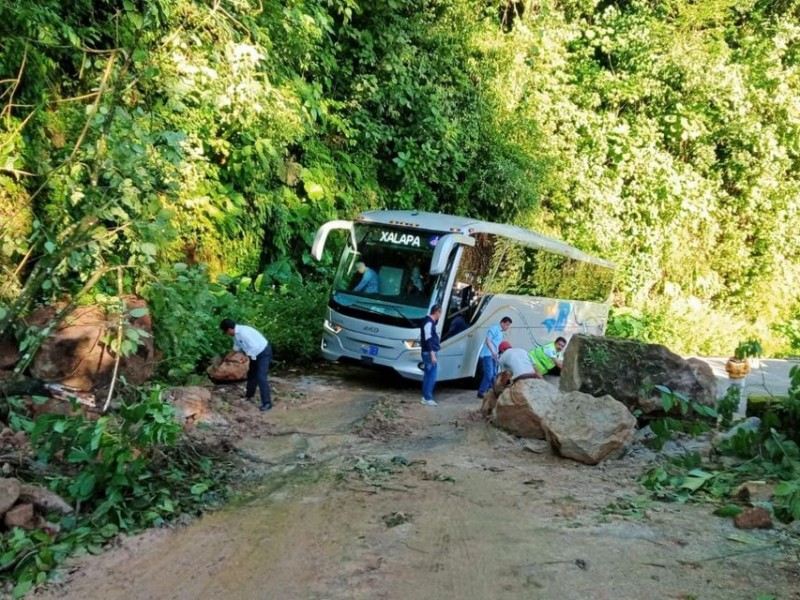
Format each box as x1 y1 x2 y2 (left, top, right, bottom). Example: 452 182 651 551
379 230 421 247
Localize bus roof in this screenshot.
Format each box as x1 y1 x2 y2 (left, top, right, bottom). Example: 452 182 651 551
357 210 615 269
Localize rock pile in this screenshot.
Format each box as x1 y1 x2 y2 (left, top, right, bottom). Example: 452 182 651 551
0 478 73 531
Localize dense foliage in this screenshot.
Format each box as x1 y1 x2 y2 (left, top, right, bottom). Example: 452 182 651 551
2 2 800 591
2 0 800 359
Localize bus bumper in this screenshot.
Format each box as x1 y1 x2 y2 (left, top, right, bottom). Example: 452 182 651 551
320 333 424 381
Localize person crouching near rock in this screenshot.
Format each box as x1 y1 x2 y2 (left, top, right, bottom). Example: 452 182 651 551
481 341 541 417
530 337 567 377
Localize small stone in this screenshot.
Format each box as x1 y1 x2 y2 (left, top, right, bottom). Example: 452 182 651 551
0 478 21 515
4 503 36 530
734 506 772 529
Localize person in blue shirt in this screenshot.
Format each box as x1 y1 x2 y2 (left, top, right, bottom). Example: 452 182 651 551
419 304 442 406
352 262 379 293
220 318 272 411
477 316 512 399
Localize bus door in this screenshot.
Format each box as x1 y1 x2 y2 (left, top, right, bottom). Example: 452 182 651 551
427 234 478 380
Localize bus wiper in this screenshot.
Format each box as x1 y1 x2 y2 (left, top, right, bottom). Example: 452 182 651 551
377 304 418 329
352 302 417 328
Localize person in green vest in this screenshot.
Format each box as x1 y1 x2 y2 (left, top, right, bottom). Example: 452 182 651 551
529 337 567 376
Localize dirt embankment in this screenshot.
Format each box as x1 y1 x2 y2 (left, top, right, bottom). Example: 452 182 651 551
37 368 800 600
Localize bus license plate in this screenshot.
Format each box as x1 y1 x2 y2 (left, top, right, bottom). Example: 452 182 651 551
361 344 379 356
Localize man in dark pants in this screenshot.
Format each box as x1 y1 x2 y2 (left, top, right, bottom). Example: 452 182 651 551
220 318 273 411
419 304 442 406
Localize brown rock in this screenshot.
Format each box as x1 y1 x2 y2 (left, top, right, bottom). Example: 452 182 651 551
9 430 27 448
0 337 18 370
18 484 73 514
28 298 157 392
5 503 36 530
162 386 228 427
206 351 249 382
492 378 560 439
0 478 21 515
734 506 772 529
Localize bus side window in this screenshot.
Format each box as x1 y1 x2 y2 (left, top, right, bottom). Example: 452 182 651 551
460 285 473 310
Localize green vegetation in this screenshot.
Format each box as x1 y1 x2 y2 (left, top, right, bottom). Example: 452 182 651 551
1 389 234 598
642 366 800 523
2 0 800 357
2 0 800 594
735 338 764 361
648 384 718 449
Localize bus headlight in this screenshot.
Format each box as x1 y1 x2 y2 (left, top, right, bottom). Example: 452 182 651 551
404 340 421 349
324 319 343 333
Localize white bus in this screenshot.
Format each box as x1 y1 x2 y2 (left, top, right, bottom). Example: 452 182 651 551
311 210 614 381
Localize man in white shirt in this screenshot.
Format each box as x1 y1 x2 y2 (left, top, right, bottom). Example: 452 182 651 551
220 318 272 411
497 341 541 382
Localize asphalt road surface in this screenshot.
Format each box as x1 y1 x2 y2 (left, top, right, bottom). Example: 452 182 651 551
699 357 799 398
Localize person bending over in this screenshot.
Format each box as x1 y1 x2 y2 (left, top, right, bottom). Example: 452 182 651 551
220 318 273 411
497 341 542 382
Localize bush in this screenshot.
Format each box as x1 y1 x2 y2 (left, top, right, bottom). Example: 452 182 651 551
608 297 755 357
142 263 235 381
235 281 329 365
1 389 232 596
143 263 330 380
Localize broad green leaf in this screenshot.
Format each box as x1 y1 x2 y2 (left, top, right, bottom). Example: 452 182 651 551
12 580 32 599
129 307 149 318
713 504 743 517
305 182 325 200
191 482 210 495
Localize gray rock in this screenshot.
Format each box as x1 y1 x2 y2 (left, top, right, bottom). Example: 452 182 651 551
560 334 716 415
18 484 73 514
542 391 637 465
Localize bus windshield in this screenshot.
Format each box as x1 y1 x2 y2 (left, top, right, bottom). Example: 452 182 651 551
330 223 441 325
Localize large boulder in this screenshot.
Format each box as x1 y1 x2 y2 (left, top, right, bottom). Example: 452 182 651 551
28 298 157 392
560 334 716 414
491 378 560 438
207 351 249 382
542 391 637 465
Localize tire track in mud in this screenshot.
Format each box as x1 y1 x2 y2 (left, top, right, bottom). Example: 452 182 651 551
36 373 800 600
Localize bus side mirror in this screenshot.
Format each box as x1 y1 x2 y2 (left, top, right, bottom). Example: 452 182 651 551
430 234 475 275
311 220 356 261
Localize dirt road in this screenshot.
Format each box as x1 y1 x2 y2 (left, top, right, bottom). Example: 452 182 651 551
38 368 799 600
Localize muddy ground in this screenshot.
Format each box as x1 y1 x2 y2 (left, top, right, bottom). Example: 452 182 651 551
37 367 800 600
